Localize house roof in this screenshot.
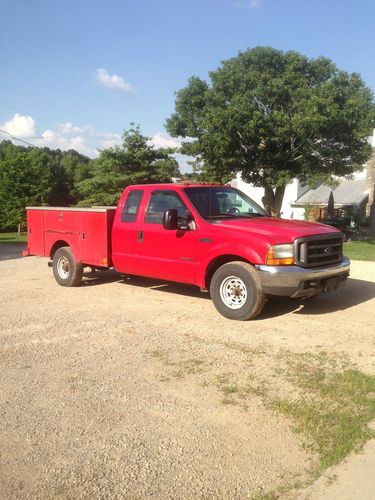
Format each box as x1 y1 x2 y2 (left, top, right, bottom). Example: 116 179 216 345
293 178 368 207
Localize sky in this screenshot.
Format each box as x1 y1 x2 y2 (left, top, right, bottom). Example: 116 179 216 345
1 0 375 171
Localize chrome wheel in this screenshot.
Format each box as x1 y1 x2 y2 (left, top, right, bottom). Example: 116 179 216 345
57 256 70 280
219 275 247 309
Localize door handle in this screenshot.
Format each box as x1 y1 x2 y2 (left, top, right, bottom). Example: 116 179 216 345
137 230 144 242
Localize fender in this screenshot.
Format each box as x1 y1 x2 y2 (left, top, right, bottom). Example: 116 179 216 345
45 233 80 261
197 239 271 289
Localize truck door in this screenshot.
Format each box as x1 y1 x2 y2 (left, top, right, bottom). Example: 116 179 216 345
111 189 145 274
137 189 199 284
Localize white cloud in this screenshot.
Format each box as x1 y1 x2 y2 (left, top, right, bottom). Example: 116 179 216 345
236 0 263 8
95 68 137 93
0 113 192 173
36 123 122 156
174 153 194 174
36 128 94 156
148 132 182 150
57 122 85 134
98 137 122 149
0 113 122 157
248 0 262 7
41 129 57 142
148 133 195 173
1 113 36 138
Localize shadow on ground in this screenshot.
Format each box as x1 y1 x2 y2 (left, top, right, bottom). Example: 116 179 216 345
82 271 375 316
257 277 375 319
82 270 210 299
4 245 372 318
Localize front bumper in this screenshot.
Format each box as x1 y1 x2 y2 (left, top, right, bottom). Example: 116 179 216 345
255 257 350 298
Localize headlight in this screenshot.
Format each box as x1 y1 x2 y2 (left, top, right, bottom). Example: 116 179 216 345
266 244 294 265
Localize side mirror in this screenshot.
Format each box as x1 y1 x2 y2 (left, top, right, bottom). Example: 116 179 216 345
163 209 178 230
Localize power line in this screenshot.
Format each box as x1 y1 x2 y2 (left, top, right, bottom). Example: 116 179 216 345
0 129 38 147
0 82 118 133
0 102 60 128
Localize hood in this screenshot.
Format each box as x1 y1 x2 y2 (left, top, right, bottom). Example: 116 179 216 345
211 217 340 244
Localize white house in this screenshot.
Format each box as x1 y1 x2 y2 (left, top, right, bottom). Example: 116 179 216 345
233 129 375 222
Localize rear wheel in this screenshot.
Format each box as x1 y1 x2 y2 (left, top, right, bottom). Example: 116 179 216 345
210 261 265 320
52 247 83 287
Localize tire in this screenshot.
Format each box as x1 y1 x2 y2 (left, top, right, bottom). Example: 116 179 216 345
52 246 83 287
210 261 265 321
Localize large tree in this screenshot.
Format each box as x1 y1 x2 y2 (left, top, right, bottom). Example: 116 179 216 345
166 47 375 215
76 125 180 206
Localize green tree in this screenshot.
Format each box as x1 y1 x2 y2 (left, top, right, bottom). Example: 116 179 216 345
77 125 180 205
52 149 92 205
166 47 375 215
0 141 57 230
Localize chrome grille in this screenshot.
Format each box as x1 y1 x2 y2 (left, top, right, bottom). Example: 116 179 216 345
294 234 344 268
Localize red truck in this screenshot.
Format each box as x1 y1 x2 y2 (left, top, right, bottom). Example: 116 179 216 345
25 183 350 320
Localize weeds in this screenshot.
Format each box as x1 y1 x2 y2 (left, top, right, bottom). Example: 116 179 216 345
271 356 375 473
149 344 375 484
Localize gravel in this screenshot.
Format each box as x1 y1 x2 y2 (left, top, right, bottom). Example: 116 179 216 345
1 250 375 498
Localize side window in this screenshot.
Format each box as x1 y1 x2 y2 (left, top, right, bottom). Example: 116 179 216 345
145 190 188 224
121 190 143 222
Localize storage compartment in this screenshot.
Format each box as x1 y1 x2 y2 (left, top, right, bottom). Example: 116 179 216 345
26 209 45 256
26 207 116 267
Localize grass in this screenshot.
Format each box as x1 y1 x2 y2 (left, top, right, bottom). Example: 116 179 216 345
251 494 278 500
221 396 239 406
271 357 375 474
150 342 375 489
344 238 375 261
149 349 205 379
211 351 375 479
0 232 27 243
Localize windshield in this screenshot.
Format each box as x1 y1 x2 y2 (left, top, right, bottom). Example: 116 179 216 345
184 186 266 220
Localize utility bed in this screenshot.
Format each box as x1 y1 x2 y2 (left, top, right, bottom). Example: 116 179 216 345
25 207 116 268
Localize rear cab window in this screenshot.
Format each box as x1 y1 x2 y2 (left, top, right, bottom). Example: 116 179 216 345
121 190 143 222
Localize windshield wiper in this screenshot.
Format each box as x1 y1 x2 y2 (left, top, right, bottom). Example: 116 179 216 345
237 213 266 218
207 212 265 219
206 213 238 219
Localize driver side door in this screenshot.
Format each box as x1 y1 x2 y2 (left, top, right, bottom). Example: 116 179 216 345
137 189 200 284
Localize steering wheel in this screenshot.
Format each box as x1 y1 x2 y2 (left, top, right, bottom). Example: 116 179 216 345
229 207 240 214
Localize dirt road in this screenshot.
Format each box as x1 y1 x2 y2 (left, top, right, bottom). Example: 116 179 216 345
1 252 375 498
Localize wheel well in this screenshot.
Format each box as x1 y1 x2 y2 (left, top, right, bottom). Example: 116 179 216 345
50 240 69 259
205 255 250 289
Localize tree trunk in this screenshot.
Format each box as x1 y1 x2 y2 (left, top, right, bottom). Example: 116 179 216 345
261 184 286 217
369 206 375 237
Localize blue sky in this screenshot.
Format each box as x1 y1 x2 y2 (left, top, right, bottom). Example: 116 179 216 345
1 0 375 168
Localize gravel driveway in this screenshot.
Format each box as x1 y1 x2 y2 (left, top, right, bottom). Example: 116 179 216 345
1 251 375 498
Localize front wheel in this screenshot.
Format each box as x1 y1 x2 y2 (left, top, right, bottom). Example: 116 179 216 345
210 261 265 320
52 246 83 287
